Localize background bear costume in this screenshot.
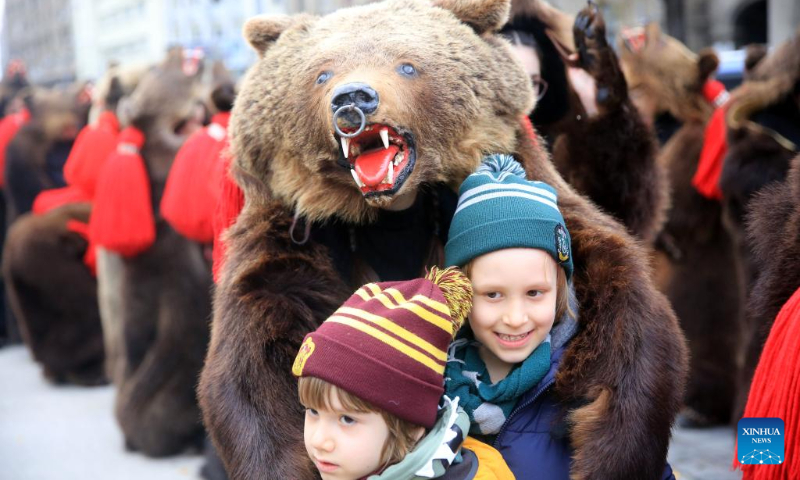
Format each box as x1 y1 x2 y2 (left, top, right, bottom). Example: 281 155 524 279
618 24 741 427
199 0 688 478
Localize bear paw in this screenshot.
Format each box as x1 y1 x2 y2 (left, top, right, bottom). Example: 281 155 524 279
572 1 627 115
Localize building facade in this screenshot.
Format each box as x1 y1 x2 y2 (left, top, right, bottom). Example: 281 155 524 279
71 0 288 81
2 0 77 86
2 0 799 84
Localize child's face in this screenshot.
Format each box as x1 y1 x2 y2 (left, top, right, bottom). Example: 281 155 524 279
468 248 558 382
304 388 391 480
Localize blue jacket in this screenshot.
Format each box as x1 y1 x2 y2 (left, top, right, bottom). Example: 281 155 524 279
491 342 676 480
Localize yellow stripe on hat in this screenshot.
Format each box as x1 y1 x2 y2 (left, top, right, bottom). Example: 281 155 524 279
384 288 450 315
354 288 372 302
365 283 381 295
354 285 453 334
336 307 447 361
327 316 444 374
369 291 452 333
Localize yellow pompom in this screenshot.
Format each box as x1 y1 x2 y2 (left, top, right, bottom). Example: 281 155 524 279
425 266 473 336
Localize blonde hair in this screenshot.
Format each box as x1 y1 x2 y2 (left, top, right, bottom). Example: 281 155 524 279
462 253 573 322
298 376 421 468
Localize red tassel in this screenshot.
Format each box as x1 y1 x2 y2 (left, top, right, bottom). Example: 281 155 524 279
702 79 729 108
0 108 31 187
211 149 244 283
160 113 230 243
32 186 91 215
63 111 120 199
88 127 155 257
734 287 800 479
692 105 728 200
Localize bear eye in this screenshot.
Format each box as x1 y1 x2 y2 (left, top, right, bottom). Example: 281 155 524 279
316 71 332 85
397 63 418 77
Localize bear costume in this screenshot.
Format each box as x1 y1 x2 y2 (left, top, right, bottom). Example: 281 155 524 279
508 1 666 243
735 154 800 420
1 63 144 385
199 1 687 479
720 29 800 290
89 49 213 457
3 85 91 225
718 31 800 418
618 24 741 427
2 85 91 345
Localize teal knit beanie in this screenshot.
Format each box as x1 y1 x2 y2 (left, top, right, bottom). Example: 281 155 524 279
444 154 573 279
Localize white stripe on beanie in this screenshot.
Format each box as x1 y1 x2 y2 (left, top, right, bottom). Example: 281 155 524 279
454 190 560 216
458 181 557 205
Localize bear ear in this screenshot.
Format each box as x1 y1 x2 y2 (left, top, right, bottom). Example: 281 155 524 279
744 44 768 74
644 21 662 43
244 15 297 56
697 48 719 83
435 0 510 35
162 46 185 71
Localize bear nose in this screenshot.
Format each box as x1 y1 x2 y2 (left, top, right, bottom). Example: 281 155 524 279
331 83 379 116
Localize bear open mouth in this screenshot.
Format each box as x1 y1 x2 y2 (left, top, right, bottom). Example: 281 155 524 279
336 124 416 198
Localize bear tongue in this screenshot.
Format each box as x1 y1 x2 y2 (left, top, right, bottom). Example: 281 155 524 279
354 145 400 187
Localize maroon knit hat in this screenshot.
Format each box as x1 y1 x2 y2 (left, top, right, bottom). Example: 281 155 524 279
292 267 472 428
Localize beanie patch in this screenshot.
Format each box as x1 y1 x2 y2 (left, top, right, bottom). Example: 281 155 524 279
292 336 316 377
555 224 570 263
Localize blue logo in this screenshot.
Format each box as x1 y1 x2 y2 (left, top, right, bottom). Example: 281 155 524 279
738 418 784 465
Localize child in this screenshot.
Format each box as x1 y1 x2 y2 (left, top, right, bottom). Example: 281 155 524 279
443 155 675 479
292 267 515 480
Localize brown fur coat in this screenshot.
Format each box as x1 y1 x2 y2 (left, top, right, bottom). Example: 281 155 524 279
199 1 687 479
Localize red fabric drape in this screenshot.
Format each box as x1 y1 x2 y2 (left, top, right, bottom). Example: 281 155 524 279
211 150 244 283
692 80 730 200
63 110 120 199
161 112 231 243
32 186 91 214
88 127 155 257
734 287 800 479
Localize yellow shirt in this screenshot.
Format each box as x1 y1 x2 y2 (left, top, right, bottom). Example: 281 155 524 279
463 436 516 480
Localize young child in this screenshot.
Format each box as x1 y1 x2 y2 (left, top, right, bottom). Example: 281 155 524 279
292 267 515 480
443 155 675 479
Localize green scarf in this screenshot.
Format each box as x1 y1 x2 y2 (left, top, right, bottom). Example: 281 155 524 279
444 327 551 436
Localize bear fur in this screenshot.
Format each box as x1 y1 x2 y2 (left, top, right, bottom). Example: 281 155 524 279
739 153 800 407
198 1 687 479
507 2 666 243
95 49 213 457
618 23 742 426
2 85 91 344
3 86 90 224
721 30 800 418
3 202 105 384
1 63 145 385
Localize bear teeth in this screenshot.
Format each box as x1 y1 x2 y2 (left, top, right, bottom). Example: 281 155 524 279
394 152 403 166
380 128 390 149
386 161 394 184
350 168 364 188
341 137 350 159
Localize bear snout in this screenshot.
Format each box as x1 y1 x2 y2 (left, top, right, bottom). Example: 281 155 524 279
331 82 380 124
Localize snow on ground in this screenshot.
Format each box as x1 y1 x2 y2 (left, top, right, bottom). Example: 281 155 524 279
0 345 203 480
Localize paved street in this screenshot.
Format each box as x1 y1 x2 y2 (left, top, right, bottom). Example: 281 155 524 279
1 345 741 479
669 424 742 480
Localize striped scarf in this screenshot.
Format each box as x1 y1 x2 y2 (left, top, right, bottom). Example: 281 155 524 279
445 326 551 437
